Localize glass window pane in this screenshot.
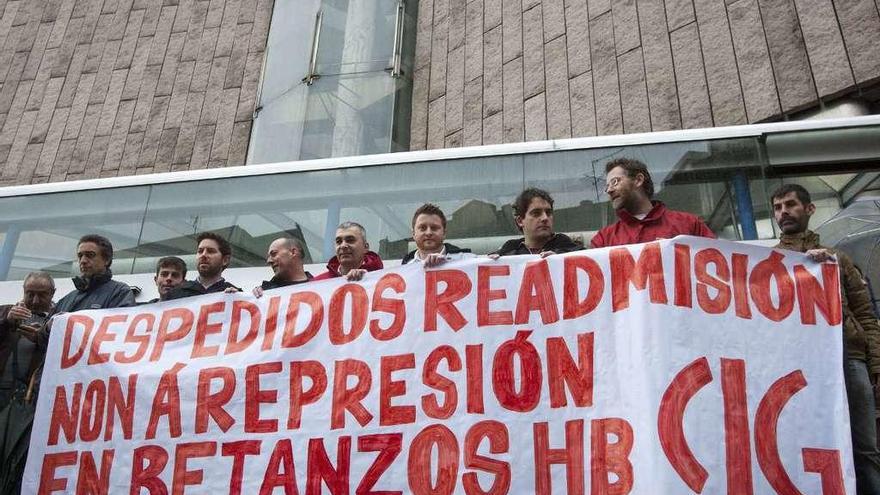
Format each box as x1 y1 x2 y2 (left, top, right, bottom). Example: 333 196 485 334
315 0 398 75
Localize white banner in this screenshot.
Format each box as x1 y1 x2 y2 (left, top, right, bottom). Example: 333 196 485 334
24 237 854 494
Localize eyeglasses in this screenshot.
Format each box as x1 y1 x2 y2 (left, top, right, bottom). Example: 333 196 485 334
603 176 624 191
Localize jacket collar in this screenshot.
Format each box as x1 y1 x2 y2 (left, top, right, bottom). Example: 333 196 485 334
777 230 821 251
325 251 384 276
616 201 667 225
72 269 112 292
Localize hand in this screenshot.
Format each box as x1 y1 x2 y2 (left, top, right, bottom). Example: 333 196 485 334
7 303 31 322
224 287 239 294
345 269 367 281
422 253 447 268
252 287 264 298
17 323 39 342
805 248 835 263
539 251 554 258
488 253 500 261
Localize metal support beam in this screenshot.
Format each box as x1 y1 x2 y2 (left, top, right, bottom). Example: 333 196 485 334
732 173 758 240
0 225 21 281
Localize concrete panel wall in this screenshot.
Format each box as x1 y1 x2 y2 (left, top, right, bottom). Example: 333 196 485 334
411 0 880 150
0 0 274 186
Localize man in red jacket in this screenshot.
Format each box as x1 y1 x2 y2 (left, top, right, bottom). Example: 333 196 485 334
590 157 715 248
314 222 384 281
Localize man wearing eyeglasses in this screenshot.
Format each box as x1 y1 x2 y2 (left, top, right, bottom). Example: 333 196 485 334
590 158 715 248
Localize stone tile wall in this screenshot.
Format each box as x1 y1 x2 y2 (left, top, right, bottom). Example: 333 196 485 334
411 0 880 150
0 0 274 186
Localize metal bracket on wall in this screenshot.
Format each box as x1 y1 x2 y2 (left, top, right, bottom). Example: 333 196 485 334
302 10 323 86
387 0 405 78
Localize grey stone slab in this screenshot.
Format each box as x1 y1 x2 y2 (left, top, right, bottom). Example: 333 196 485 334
565 0 591 77
200 87 222 126
16 142 43 182
501 56 524 142
205 0 225 28
171 121 197 165
589 12 622 135
463 76 483 146
693 0 746 126
29 77 64 143
429 16 448 101
569 70 596 136
24 76 49 113
665 0 695 30
209 87 238 161
501 0 522 63
543 0 566 41
50 17 86 78
544 35 571 138
129 64 161 132
85 134 110 175
35 107 69 176
637 0 681 131
189 123 214 168
792 0 854 97
249 0 272 52
833 0 880 86
62 73 95 140
227 120 249 165
237 0 257 24
670 23 712 128
0 82 32 146
215 15 238 58
172 0 192 33
449 0 467 50
612 0 640 54
180 1 208 62
446 45 465 134
587 0 610 19
524 92 547 141
415 0 434 70
21 23 53 81
434 0 449 24
153 127 178 172
522 5 545 100
234 51 260 122
191 28 220 92
103 100 135 169
138 94 170 166
757 0 816 112
162 61 195 129
444 129 462 147
465 0 483 82
140 1 162 37
482 110 502 144
215 0 240 57
115 9 145 69
427 95 446 149
727 0 780 122
617 47 651 133
148 6 178 66
94 69 129 137
48 138 76 181
410 67 429 150
482 25 503 117
88 39 122 104
484 0 502 30
120 37 153 101
2 110 35 178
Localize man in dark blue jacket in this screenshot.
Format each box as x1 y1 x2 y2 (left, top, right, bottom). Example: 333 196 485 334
55 234 135 313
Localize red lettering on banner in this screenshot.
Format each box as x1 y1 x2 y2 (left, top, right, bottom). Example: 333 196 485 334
658 357 711 492
357 433 402 495
673 244 692 308
261 296 282 351
755 370 807 495
289 360 328 429
150 308 195 362
610 243 667 312
307 436 351 495
79 379 106 442
379 354 416 426
113 313 153 364
192 302 226 358
130 445 169 495
195 366 237 433
802 448 845 495
695 248 731 314
105 375 136 441
422 345 461 419
731 253 752 319
492 330 542 412
146 363 185 440
749 252 794 322
172 442 216 494
261 439 298 495
795 264 842 326
466 345 485 414
61 315 94 369
515 260 559 325
464 420 511 495
222 440 262 495
331 360 374 429
88 314 125 365
533 420 584 495
477 265 513 326
75 449 114 495
283 291 324 348
48 383 82 446
329 284 369 345
563 256 604 319
38 451 77 495
228 300 261 354
591 418 634 495
370 273 407 341
245 361 281 433
721 359 753 495
547 333 594 408
408 425 459 495
425 270 471 332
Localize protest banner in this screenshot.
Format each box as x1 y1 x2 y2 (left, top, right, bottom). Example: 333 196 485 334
23 236 854 494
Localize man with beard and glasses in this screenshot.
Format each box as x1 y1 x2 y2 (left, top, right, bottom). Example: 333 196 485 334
492 188 581 257
772 183 880 494
590 157 714 248
314 222 384 281
253 237 313 297
166 232 240 300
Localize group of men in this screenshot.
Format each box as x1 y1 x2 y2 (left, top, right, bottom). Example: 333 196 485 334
1 157 880 492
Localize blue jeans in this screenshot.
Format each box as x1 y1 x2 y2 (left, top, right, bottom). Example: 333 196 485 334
844 359 880 494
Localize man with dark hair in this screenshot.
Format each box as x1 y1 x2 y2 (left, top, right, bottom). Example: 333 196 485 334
147 256 187 303
253 237 313 297
315 222 384 281
493 188 580 257
772 183 880 493
402 204 471 267
55 234 135 312
590 158 714 248
166 232 240 300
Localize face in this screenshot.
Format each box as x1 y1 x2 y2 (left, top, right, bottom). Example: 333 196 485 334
772 191 814 235
413 214 446 253
605 166 642 211
196 239 229 278
266 239 298 276
516 198 554 243
335 227 368 270
22 277 54 313
77 242 109 277
154 266 185 298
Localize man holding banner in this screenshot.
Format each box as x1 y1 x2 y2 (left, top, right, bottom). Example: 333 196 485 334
314 222 384 281
492 188 581 257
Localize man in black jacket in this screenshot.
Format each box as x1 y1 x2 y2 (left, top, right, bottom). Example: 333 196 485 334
253 237 313 298
166 232 240 300
55 234 135 313
492 188 581 257
401 203 471 267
